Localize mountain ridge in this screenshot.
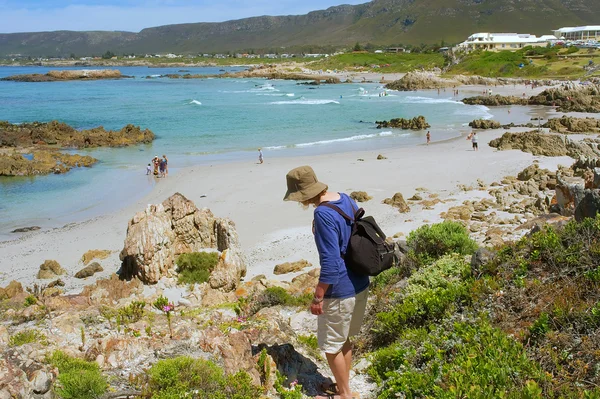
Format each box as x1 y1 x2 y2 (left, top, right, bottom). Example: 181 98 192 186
1 0 600 57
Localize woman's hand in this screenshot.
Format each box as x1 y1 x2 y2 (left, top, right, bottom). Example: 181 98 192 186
310 300 323 315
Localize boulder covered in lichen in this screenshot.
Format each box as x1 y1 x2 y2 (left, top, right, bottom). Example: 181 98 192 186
469 119 501 129
0 120 155 148
376 116 430 130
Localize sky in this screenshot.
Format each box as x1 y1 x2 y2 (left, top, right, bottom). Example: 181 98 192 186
0 0 369 33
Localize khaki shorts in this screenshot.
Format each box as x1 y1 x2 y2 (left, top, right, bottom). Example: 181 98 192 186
317 288 369 354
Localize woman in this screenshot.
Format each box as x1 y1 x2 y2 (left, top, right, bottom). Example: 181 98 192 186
284 165 369 399
162 155 169 176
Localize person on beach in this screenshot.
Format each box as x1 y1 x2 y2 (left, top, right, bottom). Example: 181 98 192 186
258 148 264 164
152 156 160 176
284 166 369 399
470 132 479 151
162 155 168 177
159 157 166 178
426 131 431 145
146 163 151 175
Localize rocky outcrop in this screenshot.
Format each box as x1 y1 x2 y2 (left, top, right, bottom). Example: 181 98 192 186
463 86 600 112
81 249 112 265
80 273 143 305
119 193 246 289
517 164 554 183
0 151 97 176
0 120 155 148
575 190 600 221
37 260 66 279
376 116 430 130
441 205 473 221
544 116 600 133
529 86 600 113
1 69 124 82
385 71 456 91
462 95 529 106
10 226 40 233
469 119 501 129
383 193 410 213
0 349 57 398
489 131 600 158
75 262 104 279
273 260 311 275
350 191 372 202
0 281 24 300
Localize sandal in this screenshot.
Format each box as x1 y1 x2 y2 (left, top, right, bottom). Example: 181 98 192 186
320 382 361 399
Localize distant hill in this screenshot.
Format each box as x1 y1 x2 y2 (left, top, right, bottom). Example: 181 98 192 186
1 0 600 57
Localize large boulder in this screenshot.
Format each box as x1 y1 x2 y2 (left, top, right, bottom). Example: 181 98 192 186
544 116 600 133
575 190 600 222
489 131 600 158
556 175 586 216
469 119 501 129
74 262 104 279
0 281 23 300
382 193 410 213
37 260 65 279
119 193 246 289
80 249 111 265
350 191 372 202
0 349 56 398
376 116 430 130
273 260 312 275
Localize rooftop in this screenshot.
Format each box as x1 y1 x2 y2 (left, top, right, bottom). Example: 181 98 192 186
554 26 600 33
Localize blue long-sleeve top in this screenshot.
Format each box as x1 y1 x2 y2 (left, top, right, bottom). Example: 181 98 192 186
313 193 370 299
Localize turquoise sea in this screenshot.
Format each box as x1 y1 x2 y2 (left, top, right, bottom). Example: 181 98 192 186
0 65 492 238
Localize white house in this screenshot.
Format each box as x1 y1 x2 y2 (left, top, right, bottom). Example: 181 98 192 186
459 33 555 51
553 26 600 41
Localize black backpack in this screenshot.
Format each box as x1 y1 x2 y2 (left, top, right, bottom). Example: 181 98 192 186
319 202 398 276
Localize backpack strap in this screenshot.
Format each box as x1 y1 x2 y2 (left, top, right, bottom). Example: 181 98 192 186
320 203 354 222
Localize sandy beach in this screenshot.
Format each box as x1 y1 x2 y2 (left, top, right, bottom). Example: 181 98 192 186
0 85 576 292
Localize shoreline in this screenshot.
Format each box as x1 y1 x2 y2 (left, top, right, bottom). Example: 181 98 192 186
0 76 592 292
0 123 574 292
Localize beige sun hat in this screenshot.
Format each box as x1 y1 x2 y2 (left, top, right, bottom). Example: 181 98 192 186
283 165 328 202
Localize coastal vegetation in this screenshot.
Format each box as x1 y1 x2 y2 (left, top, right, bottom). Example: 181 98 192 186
307 52 446 74
447 47 600 79
2 169 600 397
364 216 600 398
49 350 107 399
176 252 220 284
144 356 262 398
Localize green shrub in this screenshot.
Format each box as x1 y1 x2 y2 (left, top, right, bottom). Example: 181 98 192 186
9 329 47 346
566 46 580 54
274 371 303 399
24 294 37 307
117 300 146 324
147 356 261 399
297 334 318 351
247 287 312 315
407 221 477 265
372 254 471 346
369 320 548 399
176 252 219 284
529 312 551 338
49 351 107 399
